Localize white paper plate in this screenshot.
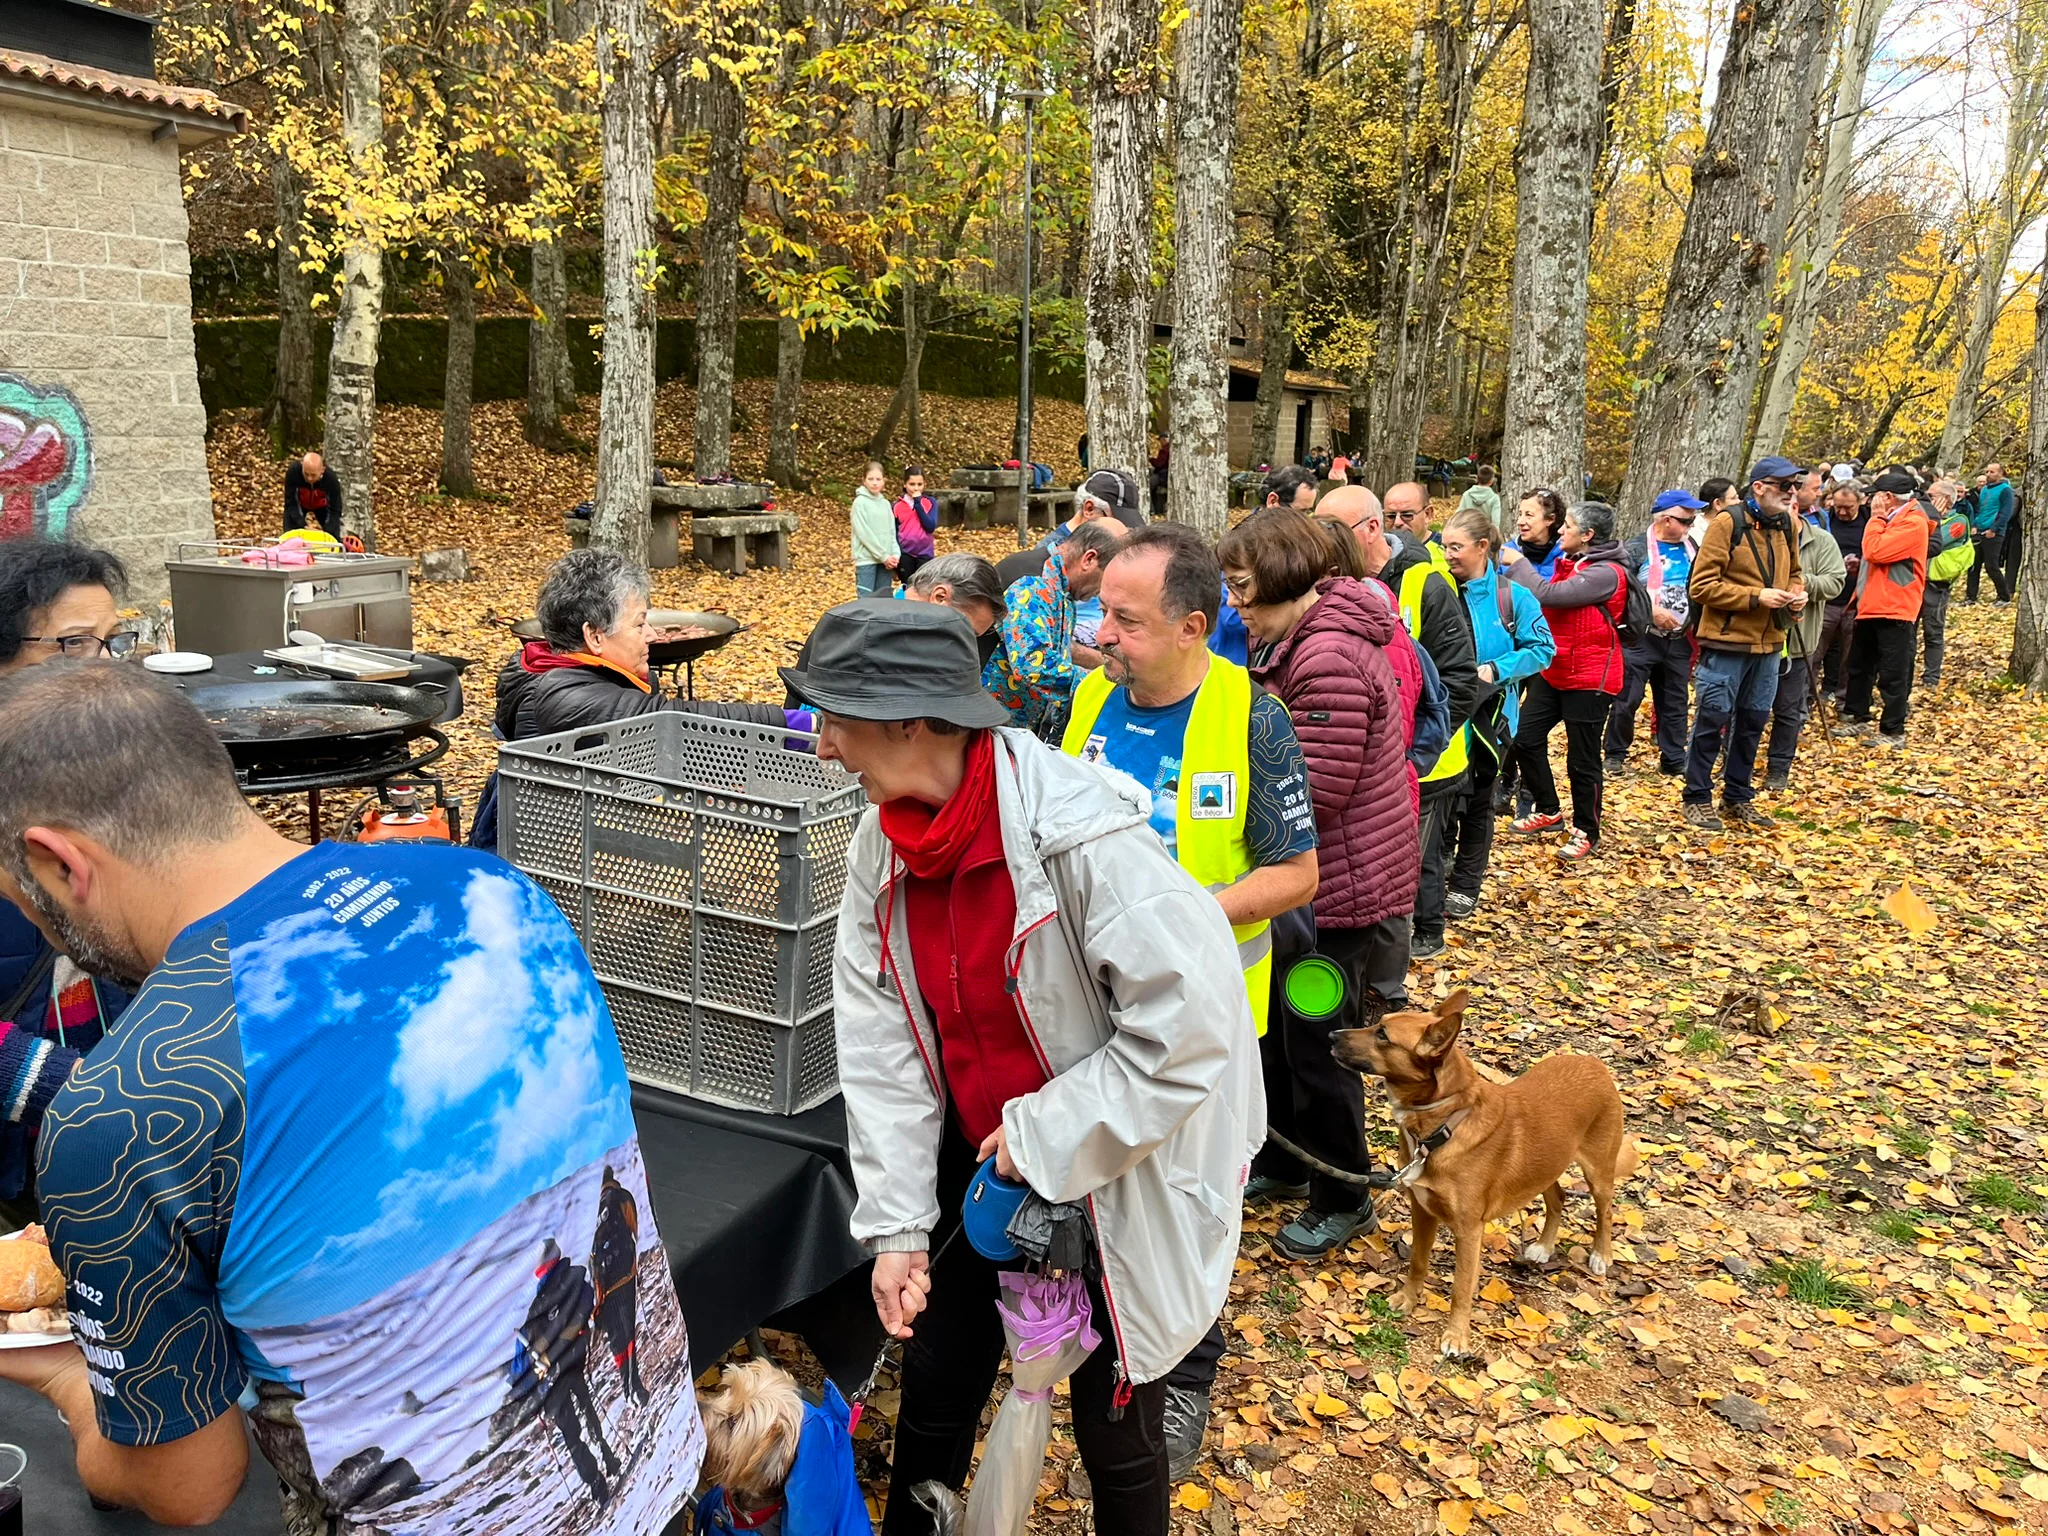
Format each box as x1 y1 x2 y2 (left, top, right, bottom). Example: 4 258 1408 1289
0 1230 68 1347
142 651 213 674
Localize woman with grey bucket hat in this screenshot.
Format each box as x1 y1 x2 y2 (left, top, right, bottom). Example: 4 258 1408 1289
784 600 1263 1535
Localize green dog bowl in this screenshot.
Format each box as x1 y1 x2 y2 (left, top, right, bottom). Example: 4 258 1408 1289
1283 954 1347 1021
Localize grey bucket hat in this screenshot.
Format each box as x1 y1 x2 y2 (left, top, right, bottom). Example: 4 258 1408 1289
780 600 1011 728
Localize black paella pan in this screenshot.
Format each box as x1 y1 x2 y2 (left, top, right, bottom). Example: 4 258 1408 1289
174 677 449 769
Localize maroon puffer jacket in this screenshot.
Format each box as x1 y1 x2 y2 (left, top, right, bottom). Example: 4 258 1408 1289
1252 578 1421 929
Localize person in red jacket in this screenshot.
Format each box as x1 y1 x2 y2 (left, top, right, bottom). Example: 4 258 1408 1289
1220 508 1419 1255
1835 466 1930 747
1500 501 1630 862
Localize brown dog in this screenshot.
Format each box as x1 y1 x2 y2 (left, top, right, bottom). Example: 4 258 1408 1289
1333 988 1637 1359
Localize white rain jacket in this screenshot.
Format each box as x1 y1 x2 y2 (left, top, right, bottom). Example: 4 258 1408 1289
832 728 1264 1385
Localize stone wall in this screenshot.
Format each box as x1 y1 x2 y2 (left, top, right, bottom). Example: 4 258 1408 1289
0 99 216 603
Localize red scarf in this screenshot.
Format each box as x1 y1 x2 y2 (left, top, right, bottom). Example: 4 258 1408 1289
876 730 997 879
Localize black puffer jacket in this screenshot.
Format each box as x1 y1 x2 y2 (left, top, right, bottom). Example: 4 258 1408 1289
495 648 790 740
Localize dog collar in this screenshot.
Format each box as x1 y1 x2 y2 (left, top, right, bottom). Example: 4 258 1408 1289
1392 1110 1467 1188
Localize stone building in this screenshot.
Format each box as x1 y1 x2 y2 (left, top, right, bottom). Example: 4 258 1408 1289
0 0 242 599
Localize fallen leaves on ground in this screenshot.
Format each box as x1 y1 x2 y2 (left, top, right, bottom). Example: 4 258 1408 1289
212 396 2048 1536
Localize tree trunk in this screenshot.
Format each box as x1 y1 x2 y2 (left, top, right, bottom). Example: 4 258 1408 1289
1500 0 1602 504
1249 275 1290 469
868 275 929 461
322 0 385 550
589 0 656 554
2010 280 2048 689
271 152 317 452
527 228 571 446
693 63 747 477
767 313 807 487
1165 0 1244 537
1615 0 1831 534
440 256 477 496
1084 0 1161 476
1753 0 1888 459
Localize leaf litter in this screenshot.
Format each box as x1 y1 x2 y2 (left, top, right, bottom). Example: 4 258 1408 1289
210 387 2048 1535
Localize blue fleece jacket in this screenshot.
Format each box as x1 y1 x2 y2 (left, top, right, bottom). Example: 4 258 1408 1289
1462 564 1555 738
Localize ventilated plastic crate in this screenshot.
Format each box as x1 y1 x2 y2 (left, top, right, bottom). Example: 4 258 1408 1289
497 709 866 1114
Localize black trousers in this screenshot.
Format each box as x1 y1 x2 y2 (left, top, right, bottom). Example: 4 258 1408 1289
1966 533 2011 602
1817 602 1855 694
1410 774 1464 942
1514 677 1613 843
1602 632 1692 770
1844 615 1915 736
884 1135 1168 1536
2001 520 2024 591
1251 918 1408 1215
1444 745 1501 901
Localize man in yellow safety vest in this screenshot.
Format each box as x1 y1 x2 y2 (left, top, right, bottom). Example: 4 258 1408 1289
1060 520 1318 1482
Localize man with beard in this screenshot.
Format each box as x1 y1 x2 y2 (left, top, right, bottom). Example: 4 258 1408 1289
515 1237 621 1505
589 1167 648 1405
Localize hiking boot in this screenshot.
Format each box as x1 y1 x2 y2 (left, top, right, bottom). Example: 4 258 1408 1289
1410 932 1446 960
1603 755 1627 777
1765 768 1790 793
1658 760 1685 776
1723 800 1772 827
1554 829 1594 862
1492 781 1515 816
1681 801 1723 832
1878 731 1907 749
1163 1385 1210 1480
1243 1172 1310 1206
1830 720 1872 740
1274 1204 1379 1261
1443 890 1479 921
1510 809 1564 836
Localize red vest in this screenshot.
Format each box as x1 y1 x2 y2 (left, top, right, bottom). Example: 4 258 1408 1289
1541 555 1628 695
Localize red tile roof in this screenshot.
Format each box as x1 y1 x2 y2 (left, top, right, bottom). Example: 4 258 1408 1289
0 47 247 134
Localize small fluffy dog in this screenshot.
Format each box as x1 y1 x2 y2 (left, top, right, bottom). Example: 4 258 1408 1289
700 1359 808 1525
1334 988 1638 1359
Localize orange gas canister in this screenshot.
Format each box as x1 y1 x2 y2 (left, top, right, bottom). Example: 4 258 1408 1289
358 784 454 843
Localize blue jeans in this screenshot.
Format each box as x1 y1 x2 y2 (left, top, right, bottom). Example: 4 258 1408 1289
1684 648 1780 806
854 562 892 597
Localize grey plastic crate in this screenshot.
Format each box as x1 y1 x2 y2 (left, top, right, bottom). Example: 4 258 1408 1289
497 709 866 1113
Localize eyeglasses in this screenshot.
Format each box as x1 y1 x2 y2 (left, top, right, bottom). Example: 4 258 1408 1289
1765 478 1800 493
1223 575 1255 601
23 632 139 659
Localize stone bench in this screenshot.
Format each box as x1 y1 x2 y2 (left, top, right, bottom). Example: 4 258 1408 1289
936 488 995 529
691 512 800 574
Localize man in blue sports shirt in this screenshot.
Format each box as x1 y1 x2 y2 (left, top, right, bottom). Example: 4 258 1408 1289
0 663 701 1532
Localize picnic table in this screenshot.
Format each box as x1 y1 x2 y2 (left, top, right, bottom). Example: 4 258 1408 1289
6 1086 879 1536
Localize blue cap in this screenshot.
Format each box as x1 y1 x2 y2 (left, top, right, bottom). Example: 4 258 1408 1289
962 1156 1030 1261
1746 455 1806 485
1652 489 1707 513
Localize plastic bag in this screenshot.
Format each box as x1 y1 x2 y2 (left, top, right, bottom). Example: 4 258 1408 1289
962 1270 1099 1536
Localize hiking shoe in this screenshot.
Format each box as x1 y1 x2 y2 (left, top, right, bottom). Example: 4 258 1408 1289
1830 720 1872 740
1510 809 1564 836
1410 931 1446 960
1163 1385 1209 1480
1681 801 1723 831
1554 829 1594 862
1443 890 1479 921
1493 781 1515 815
1603 755 1627 777
1658 760 1685 776
1765 768 1790 793
1877 731 1907 749
1723 800 1772 827
1274 1204 1378 1261
1243 1173 1310 1206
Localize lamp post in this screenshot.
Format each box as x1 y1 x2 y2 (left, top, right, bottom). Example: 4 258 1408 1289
1016 87 1049 492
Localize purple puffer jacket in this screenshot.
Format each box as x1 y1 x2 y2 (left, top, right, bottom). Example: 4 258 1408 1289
1252 578 1421 928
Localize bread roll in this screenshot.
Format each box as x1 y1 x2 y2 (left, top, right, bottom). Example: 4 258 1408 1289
0 1238 63 1311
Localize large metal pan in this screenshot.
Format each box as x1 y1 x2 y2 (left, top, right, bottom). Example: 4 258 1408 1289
511 608 743 668
173 677 449 767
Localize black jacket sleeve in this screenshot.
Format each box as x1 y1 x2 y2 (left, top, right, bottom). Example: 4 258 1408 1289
318 472 344 537
282 463 301 533
1419 570 1481 732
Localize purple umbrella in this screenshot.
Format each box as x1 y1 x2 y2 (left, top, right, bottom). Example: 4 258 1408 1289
964 1270 1101 1536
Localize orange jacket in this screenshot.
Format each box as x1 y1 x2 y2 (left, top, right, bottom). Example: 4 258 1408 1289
1854 501 1930 622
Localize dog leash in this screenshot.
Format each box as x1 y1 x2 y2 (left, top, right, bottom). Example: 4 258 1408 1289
844 1223 965 1433
1263 1091 1468 1191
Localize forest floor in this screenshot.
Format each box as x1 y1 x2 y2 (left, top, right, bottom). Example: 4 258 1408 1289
210 385 2048 1536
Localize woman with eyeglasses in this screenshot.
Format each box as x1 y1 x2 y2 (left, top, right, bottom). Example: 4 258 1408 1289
0 537 136 1222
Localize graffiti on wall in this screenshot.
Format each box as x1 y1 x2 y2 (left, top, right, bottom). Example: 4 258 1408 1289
0 374 93 539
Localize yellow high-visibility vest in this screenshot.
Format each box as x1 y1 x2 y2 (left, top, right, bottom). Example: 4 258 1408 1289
1062 658 1274 1035
1399 544 1470 785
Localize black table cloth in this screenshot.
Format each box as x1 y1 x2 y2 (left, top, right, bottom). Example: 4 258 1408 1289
7 1088 880 1533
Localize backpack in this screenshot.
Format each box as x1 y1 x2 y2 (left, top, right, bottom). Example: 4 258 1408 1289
1926 505 1974 584
1598 556 1656 646
1405 636 1455 776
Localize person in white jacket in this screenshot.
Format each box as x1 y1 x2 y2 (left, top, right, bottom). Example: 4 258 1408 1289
782 600 1263 1536
850 460 901 597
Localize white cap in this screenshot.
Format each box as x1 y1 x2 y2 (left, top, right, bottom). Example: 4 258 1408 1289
1831 463 1855 483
